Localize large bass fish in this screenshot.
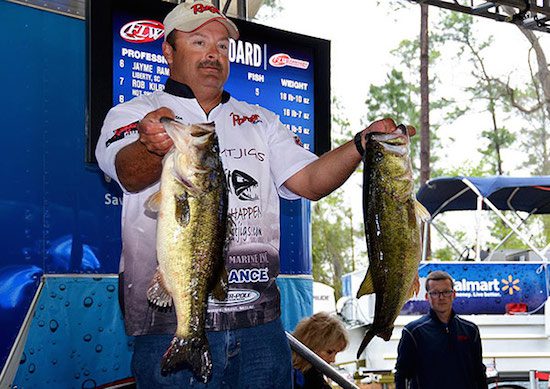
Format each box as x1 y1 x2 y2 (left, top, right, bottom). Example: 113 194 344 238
356 124 429 358
146 118 228 382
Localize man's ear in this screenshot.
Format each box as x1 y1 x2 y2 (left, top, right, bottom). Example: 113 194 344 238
162 41 174 66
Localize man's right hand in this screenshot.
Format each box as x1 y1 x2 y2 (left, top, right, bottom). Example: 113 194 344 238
138 107 176 157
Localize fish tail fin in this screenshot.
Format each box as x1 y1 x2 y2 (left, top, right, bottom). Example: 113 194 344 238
356 325 375 358
161 335 212 383
356 270 375 298
147 270 173 309
380 327 394 341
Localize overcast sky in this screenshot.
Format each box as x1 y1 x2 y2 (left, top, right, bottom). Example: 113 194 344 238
255 1 550 255
256 0 549 173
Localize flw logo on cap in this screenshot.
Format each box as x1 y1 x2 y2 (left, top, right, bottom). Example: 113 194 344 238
191 3 222 15
120 20 165 43
269 53 310 69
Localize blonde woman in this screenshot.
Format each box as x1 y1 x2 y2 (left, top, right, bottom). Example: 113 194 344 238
292 312 349 388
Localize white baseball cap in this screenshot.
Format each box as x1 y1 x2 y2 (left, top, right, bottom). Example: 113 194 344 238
163 1 239 40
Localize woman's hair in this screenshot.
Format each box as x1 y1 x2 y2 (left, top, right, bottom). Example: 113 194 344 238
292 312 349 372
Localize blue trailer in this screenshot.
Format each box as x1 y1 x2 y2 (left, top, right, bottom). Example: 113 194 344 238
0 2 319 387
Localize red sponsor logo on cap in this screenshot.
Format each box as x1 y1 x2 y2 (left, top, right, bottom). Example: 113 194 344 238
191 3 222 15
269 53 309 69
120 20 165 43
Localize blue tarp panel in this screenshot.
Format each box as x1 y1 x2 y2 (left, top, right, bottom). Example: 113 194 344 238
417 176 550 216
12 277 133 388
277 277 313 332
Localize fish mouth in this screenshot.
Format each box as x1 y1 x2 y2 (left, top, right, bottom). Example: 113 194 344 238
189 123 215 138
160 118 215 143
369 124 409 155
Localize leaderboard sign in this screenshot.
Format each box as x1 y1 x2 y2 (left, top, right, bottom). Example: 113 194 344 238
88 0 331 162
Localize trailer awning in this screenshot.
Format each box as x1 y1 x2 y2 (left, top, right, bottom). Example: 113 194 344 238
417 176 550 218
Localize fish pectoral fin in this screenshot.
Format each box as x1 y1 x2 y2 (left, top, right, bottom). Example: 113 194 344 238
147 270 173 309
414 200 431 223
356 269 375 298
145 191 162 213
211 266 228 301
408 273 421 299
175 193 190 227
357 324 374 358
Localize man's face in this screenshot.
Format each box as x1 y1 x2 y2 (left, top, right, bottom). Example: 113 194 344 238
162 21 230 93
425 279 456 316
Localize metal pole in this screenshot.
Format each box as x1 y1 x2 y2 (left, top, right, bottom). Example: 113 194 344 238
529 370 537 389
237 0 248 19
286 332 360 389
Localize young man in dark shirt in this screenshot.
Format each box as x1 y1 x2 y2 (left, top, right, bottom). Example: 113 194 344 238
394 270 488 389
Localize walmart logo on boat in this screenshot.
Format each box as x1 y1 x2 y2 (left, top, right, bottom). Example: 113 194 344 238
453 275 521 297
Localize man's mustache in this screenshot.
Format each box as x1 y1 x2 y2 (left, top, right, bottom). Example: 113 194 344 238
198 60 222 70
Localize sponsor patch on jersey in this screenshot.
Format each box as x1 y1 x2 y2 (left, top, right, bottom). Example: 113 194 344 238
226 170 259 201
230 112 263 126
457 335 470 342
208 289 261 307
106 121 139 147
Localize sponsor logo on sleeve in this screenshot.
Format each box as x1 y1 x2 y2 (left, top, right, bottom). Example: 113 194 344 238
106 121 139 147
293 135 304 147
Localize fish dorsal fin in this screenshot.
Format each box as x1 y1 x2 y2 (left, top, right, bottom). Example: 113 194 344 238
415 200 431 223
356 269 375 298
147 269 173 309
145 191 162 213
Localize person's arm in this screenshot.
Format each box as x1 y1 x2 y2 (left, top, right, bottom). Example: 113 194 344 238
115 107 175 192
394 328 417 389
284 118 413 201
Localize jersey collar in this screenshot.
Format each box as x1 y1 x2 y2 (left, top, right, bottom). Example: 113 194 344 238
164 78 230 104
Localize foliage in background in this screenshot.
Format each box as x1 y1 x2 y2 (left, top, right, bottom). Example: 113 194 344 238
439 13 516 175
311 98 366 300
362 13 458 186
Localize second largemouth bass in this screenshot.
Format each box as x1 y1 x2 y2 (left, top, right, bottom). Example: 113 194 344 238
356 124 429 358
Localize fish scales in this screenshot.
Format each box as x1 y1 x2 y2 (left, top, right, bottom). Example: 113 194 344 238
356 125 427 358
148 119 228 382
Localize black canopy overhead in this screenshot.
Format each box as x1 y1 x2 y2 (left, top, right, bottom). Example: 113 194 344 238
416 176 550 218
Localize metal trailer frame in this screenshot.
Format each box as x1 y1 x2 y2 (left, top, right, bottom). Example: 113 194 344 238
417 176 550 262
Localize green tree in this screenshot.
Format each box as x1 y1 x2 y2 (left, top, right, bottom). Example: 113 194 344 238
311 97 365 300
440 13 516 175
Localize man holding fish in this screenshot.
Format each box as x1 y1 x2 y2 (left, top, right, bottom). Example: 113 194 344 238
96 1 412 387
